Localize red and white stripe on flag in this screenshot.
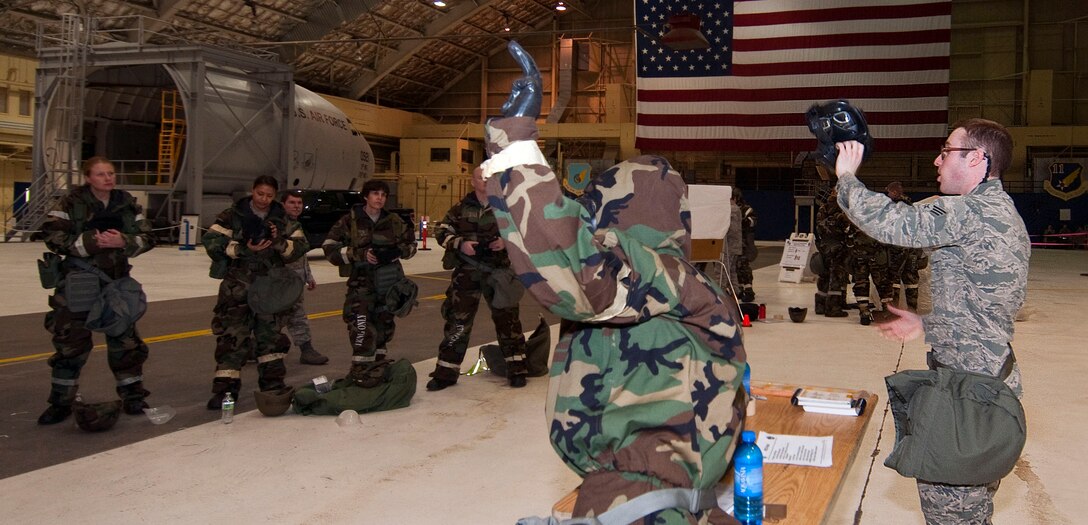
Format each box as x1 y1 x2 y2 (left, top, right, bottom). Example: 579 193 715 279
634 0 951 153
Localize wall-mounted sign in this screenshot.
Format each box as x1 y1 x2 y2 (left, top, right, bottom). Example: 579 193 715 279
1039 160 1086 201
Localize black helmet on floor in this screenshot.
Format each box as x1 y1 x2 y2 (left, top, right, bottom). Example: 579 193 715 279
254 385 295 417
805 99 874 169
74 400 122 432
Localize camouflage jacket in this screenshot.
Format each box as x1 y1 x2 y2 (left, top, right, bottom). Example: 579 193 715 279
202 197 308 280
837 175 1029 389
322 205 416 271
40 185 154 279
815 198 849 254
436 191 510 270
483 116 747 497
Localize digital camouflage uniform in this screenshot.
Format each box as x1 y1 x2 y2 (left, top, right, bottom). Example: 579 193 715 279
814 197 850 316
203 198 308 399
837 175 1029 524
39 185 154 408
322 205 416 376
724 204 742 295
430 191 527 383
284 246 314 347
885 194 926 310
483 116 747 524
735 202 757 301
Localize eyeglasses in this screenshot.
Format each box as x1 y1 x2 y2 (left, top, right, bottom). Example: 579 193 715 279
939 147 977 158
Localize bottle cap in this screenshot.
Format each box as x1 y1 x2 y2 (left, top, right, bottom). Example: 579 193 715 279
742 430 756 442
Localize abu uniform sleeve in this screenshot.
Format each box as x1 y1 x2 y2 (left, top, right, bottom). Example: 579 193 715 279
836 172 972 249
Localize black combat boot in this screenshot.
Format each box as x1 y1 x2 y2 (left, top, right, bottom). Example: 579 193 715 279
37 404 73 425
858 302 873 326
299 342 329 365
814 293 826 315
207 379 241 410
824 294 849 317
118 383 151 415
508 374 527 388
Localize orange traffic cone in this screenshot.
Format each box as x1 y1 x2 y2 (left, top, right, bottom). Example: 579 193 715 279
742 314 752 327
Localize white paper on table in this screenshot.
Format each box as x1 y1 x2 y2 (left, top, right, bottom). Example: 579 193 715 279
755 431 834 468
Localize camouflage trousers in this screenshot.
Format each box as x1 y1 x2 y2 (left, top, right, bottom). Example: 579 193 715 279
210 277 290 395
889 256 921 310
432 266 527 381
816 249 850 313
851 254 894 308
284 295 312 347
44 284 150 406
917 479 1000 525
736 254 753 287
343 277 396 365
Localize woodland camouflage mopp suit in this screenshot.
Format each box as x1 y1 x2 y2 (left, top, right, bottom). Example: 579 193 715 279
36 156 155 425
202 176 309 409
489 42 747 525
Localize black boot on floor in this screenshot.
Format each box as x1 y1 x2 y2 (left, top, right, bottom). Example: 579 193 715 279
122 399 150 415
509 375 527 388
426 377 457 391
37 404 72 425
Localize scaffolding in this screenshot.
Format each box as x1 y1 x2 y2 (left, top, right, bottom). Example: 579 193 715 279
7 14 91 241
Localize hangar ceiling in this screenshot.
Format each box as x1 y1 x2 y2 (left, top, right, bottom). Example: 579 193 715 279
0 0 600 111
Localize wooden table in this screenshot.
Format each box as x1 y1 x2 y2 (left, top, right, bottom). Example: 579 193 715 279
552 381 878 524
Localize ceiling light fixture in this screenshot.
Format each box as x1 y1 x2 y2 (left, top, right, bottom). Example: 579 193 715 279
555 2 567 12
433 1 447 7
502 12 511 32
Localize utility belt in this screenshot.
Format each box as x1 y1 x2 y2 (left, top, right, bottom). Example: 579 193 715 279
927 345 1016 381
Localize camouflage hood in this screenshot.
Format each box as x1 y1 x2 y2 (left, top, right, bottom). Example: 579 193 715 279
576 157 692 260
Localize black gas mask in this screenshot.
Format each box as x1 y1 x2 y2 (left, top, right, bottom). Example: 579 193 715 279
805 99 874 169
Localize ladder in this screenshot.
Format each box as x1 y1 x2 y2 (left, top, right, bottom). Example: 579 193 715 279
6 14 90 241
156 89 186 184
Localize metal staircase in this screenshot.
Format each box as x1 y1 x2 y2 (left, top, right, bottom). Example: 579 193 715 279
5 14 91 241
156 89 186 184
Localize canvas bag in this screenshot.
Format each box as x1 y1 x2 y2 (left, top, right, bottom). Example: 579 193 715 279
884 365 1026 485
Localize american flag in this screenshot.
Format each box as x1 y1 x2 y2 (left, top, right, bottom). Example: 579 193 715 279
635 0 951 153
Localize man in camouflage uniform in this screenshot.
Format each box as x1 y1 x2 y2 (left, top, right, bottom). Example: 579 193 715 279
203 175 309 409
426 166 528 391
281 190 329 365
884 182 926 310
845 219 893 325
734 189 758 302
814 188 850 317
835 119 1029 524
322 180 416 387
481 42 747 524
36 156 155 425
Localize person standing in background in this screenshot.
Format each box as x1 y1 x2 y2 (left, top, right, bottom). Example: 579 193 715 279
281 190 329 365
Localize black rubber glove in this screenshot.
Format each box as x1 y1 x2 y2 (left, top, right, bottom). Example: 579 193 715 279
500 41 542 119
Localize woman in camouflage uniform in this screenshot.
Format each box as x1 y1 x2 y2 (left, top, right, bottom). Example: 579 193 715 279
202 175 308 409
322 180 416 387
36 156 155 425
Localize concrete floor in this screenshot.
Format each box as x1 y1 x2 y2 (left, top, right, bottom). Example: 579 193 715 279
0 240 1085 524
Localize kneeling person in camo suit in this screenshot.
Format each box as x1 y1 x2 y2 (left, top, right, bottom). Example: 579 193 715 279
426 166 528 391
322 180 416 387
203 175 309 409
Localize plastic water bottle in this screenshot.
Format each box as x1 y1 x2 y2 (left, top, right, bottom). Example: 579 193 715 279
743 363 751 396
734 430 763 524
221 392 234 424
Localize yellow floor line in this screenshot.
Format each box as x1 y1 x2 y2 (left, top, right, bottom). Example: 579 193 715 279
0 291 448 367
